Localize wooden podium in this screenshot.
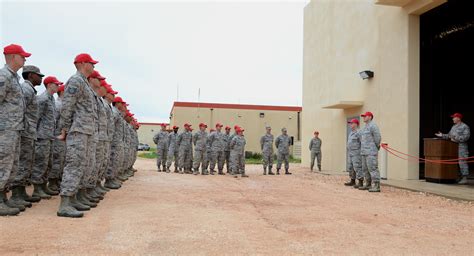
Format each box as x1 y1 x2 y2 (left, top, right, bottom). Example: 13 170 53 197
423 138 459 183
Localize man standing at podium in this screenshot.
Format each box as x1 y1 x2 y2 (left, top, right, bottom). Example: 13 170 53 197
435 113 470 184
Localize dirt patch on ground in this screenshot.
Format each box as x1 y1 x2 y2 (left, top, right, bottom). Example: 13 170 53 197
1 158 473 255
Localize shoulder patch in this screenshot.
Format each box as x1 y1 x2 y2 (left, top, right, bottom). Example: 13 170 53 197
67 86 78 94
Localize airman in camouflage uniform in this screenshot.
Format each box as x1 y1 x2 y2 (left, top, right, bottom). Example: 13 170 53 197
359 112 382 192
153 124 169 172
275 128 292 175
204 129 214 174
87 73 109 200
178 124 193 174
260 126 275 175
31 76 61 200
105 96 125 189
97 80 113 192
0 44 30 216
230 128 247 178
57 53 99 218
129 123 139 174
166 126 180 173
192 123 208 175
209 124 226 175
119 115 133 180
309 131 322 172
9 65 43 206
125 116 137 176
223 126 232 173
436 113 470 184
345 119 363 188
49 84 65 193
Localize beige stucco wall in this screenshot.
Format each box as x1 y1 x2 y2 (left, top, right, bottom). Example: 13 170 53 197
137 124 163 147
170 106 301 154
302 0 421 180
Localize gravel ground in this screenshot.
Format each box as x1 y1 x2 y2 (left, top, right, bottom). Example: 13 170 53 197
1 158 473 255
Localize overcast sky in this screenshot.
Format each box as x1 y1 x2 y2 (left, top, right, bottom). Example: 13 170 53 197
1 0 307 123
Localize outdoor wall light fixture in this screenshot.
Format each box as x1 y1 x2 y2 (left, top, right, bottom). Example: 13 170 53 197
259 113 265 118
359 70 374 80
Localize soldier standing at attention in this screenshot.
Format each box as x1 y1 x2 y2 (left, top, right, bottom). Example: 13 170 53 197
30 76 61 200
153 123 169 172
0 44 31 216
177 123 193 174
105 96 125 189
436 113 470 184
204 128 214 174
230 127 248 178
359 111 382 192
56 53 99 218
260 125 275 175
345 119 363 188
209 123 226 175
223 126 232 173
192 123 208 175
166 126 180 173
8 65 43 207
309 131 322 172
49 84 66 193
275 128 292 175
96 81 113 193
87 73 108 200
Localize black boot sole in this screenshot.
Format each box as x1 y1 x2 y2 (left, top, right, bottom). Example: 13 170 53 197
57 212 84 218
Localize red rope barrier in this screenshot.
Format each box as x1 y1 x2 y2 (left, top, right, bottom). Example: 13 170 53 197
381 144 474 165
382 144 474 162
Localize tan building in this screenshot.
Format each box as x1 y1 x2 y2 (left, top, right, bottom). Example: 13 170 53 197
169 102 303 156
137 122 169 147
302 0 472 180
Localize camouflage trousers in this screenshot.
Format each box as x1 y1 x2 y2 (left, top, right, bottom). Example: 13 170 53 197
178 147 193 170
81 138 97 189
361 154 380 182
210 150 225 171
106 142 124 180
166 148 179 170
230 151 245 175
60 132 92 197
50 139 66 180
95 141 108 183
126 146 133 170
156 146 167 170
0 131 20 191
121 145 130 174
131 146 137 168
30 139 52 185
193 149 208 171
458 144 469 176
100 141 110 180
204 150 211 170
10 136 35 187
224 151 231 172
128 145 135 169
347 154 363 180
310 151 321 171
277 152 290 170
262 151 273 169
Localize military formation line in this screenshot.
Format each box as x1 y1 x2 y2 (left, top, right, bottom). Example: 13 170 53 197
1 44 139 218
